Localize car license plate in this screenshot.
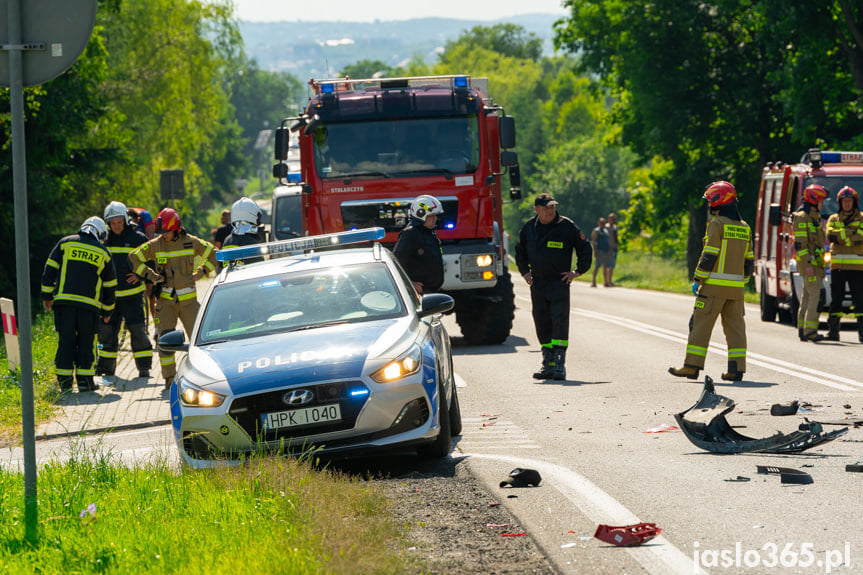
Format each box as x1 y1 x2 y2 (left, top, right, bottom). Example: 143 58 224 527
261 404 342 431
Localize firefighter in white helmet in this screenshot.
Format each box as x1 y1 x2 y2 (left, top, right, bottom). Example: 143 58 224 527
219 197 266 269
41 217 117 393
393 195 445 294
96 201 153 383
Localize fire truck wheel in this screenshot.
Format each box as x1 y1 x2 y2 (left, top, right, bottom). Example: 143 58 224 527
455 271 515 345
759 275 778 322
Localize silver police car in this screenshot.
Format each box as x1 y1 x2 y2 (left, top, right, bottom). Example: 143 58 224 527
158 229 461 468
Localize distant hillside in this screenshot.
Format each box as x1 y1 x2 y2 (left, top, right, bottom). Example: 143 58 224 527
239 14 562 82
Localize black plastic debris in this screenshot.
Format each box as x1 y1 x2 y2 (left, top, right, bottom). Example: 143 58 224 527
847 463 863 473
770 400 799 416
757 465 813 485
674 376 848 454
500 468 542 488
724 476 751 482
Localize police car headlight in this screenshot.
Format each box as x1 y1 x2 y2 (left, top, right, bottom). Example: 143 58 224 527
371 345 422 383
178 378 226 408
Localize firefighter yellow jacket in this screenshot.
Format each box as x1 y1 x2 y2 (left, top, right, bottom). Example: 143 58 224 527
792 206 826 278
693 215 754 300
826 210 863 271
129 232 217 301
41 232 117 313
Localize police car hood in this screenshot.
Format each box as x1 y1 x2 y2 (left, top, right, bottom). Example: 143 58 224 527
187 317 415 395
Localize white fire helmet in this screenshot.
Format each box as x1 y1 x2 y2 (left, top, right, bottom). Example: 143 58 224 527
410 195 443 222
104 201 129 225
80 216 108 241
231 196 262 235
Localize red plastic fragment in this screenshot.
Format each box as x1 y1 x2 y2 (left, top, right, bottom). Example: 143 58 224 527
594 523 662 547
501 532 527 537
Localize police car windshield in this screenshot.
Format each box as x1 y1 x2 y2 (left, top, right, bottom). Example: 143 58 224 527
196 262 406 344
804 176 863 215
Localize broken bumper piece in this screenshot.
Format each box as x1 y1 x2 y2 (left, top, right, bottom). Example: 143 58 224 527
594 523 662 546
674 376 848 454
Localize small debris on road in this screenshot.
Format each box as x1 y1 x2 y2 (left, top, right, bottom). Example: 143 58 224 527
499 468 542 488
594 523 662 546
756 465 813 485
724 476 751 482
643 423 680 433
770 400 799 416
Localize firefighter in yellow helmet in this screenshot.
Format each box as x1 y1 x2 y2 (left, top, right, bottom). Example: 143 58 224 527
793 184 829 342
669 181 754 382
128 208 217 389
825 185 863 341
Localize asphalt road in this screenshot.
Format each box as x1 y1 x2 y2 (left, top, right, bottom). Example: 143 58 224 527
451 280 863 575
6 280 862 574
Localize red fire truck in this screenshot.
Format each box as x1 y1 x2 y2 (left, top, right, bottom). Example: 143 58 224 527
272 75 521 344
754 148 859 323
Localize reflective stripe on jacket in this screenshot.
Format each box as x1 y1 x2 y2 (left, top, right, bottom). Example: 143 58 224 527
792 206 826 277
129 231 217 292
41 233 117 313
827 210 863 271
694 215 754 298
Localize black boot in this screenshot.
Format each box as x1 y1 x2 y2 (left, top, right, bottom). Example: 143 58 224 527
532 348 554 380
77 376 100 392
552 346 566 381
858 315 863 343
798 327 806 341
668 365 700 379
827 315 840 341
721 361 744 382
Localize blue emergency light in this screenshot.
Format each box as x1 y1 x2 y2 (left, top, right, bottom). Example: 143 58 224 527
453 76 469 88
286 172 301 183
217 227 386 262
320 83 335 94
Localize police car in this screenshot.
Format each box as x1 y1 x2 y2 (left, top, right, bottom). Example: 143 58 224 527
158 228 461 468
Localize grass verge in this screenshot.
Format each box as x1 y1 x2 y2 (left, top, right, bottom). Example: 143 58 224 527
0 312 61 444
0 445 410 574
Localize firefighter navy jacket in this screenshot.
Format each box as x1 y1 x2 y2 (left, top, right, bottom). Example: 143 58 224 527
41 232 117 313
515 214 593 282
105 224 150 299
393 219 444 293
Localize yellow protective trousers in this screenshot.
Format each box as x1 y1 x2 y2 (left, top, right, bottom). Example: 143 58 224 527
683 294 747 372
154 292 200 381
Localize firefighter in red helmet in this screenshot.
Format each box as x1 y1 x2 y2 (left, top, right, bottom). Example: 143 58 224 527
669 181 754 382
793 184 829 342
825 186 863 341
129 208 217 389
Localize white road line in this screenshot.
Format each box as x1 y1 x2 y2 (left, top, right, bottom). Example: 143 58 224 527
464 453 708 575
454 372 467 388
516 295 860 392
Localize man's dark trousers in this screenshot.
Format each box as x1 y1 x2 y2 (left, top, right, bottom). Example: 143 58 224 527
530 279 570 347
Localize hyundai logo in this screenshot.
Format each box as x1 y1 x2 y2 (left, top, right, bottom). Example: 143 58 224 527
283 389 314 406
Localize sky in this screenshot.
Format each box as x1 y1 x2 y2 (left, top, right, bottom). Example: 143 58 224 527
231 0 569 23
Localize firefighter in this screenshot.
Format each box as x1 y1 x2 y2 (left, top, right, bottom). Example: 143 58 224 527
393 195 445 295
515 193 592 381
41 217 117 393
826 186 863 342
219 197 266 269
669 181 754 382
128 208 217 388
793 184 829 342
96 201 153 383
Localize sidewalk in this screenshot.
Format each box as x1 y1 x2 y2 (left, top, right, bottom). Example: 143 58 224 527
35 280 216 441
35 335 171 441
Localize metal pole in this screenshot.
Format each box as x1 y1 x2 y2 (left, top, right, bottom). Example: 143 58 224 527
7 0 39 544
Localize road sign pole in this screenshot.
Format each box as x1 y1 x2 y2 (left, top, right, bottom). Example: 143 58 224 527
6 0 38 544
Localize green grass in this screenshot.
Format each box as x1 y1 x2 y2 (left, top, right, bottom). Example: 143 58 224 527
0 313 62 443
0 446 411 574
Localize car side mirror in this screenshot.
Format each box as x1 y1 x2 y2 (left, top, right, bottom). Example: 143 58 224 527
768 203 782 226
418 293 454 317
158 329 189 353
500 150 518 167
274 127 290 161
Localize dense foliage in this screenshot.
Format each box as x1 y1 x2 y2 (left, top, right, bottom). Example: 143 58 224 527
0 0 301 304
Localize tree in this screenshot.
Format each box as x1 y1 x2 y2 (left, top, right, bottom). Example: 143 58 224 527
340 60 396 79
441 24 543 62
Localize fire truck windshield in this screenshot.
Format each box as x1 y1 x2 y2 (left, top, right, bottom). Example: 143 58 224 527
804 176 863 216
311 116 480 180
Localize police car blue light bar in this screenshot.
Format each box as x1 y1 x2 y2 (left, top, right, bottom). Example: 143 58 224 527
217 227 386 262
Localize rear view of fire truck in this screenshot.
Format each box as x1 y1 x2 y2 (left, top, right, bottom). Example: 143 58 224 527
754 148 859 324
272 75 521 344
